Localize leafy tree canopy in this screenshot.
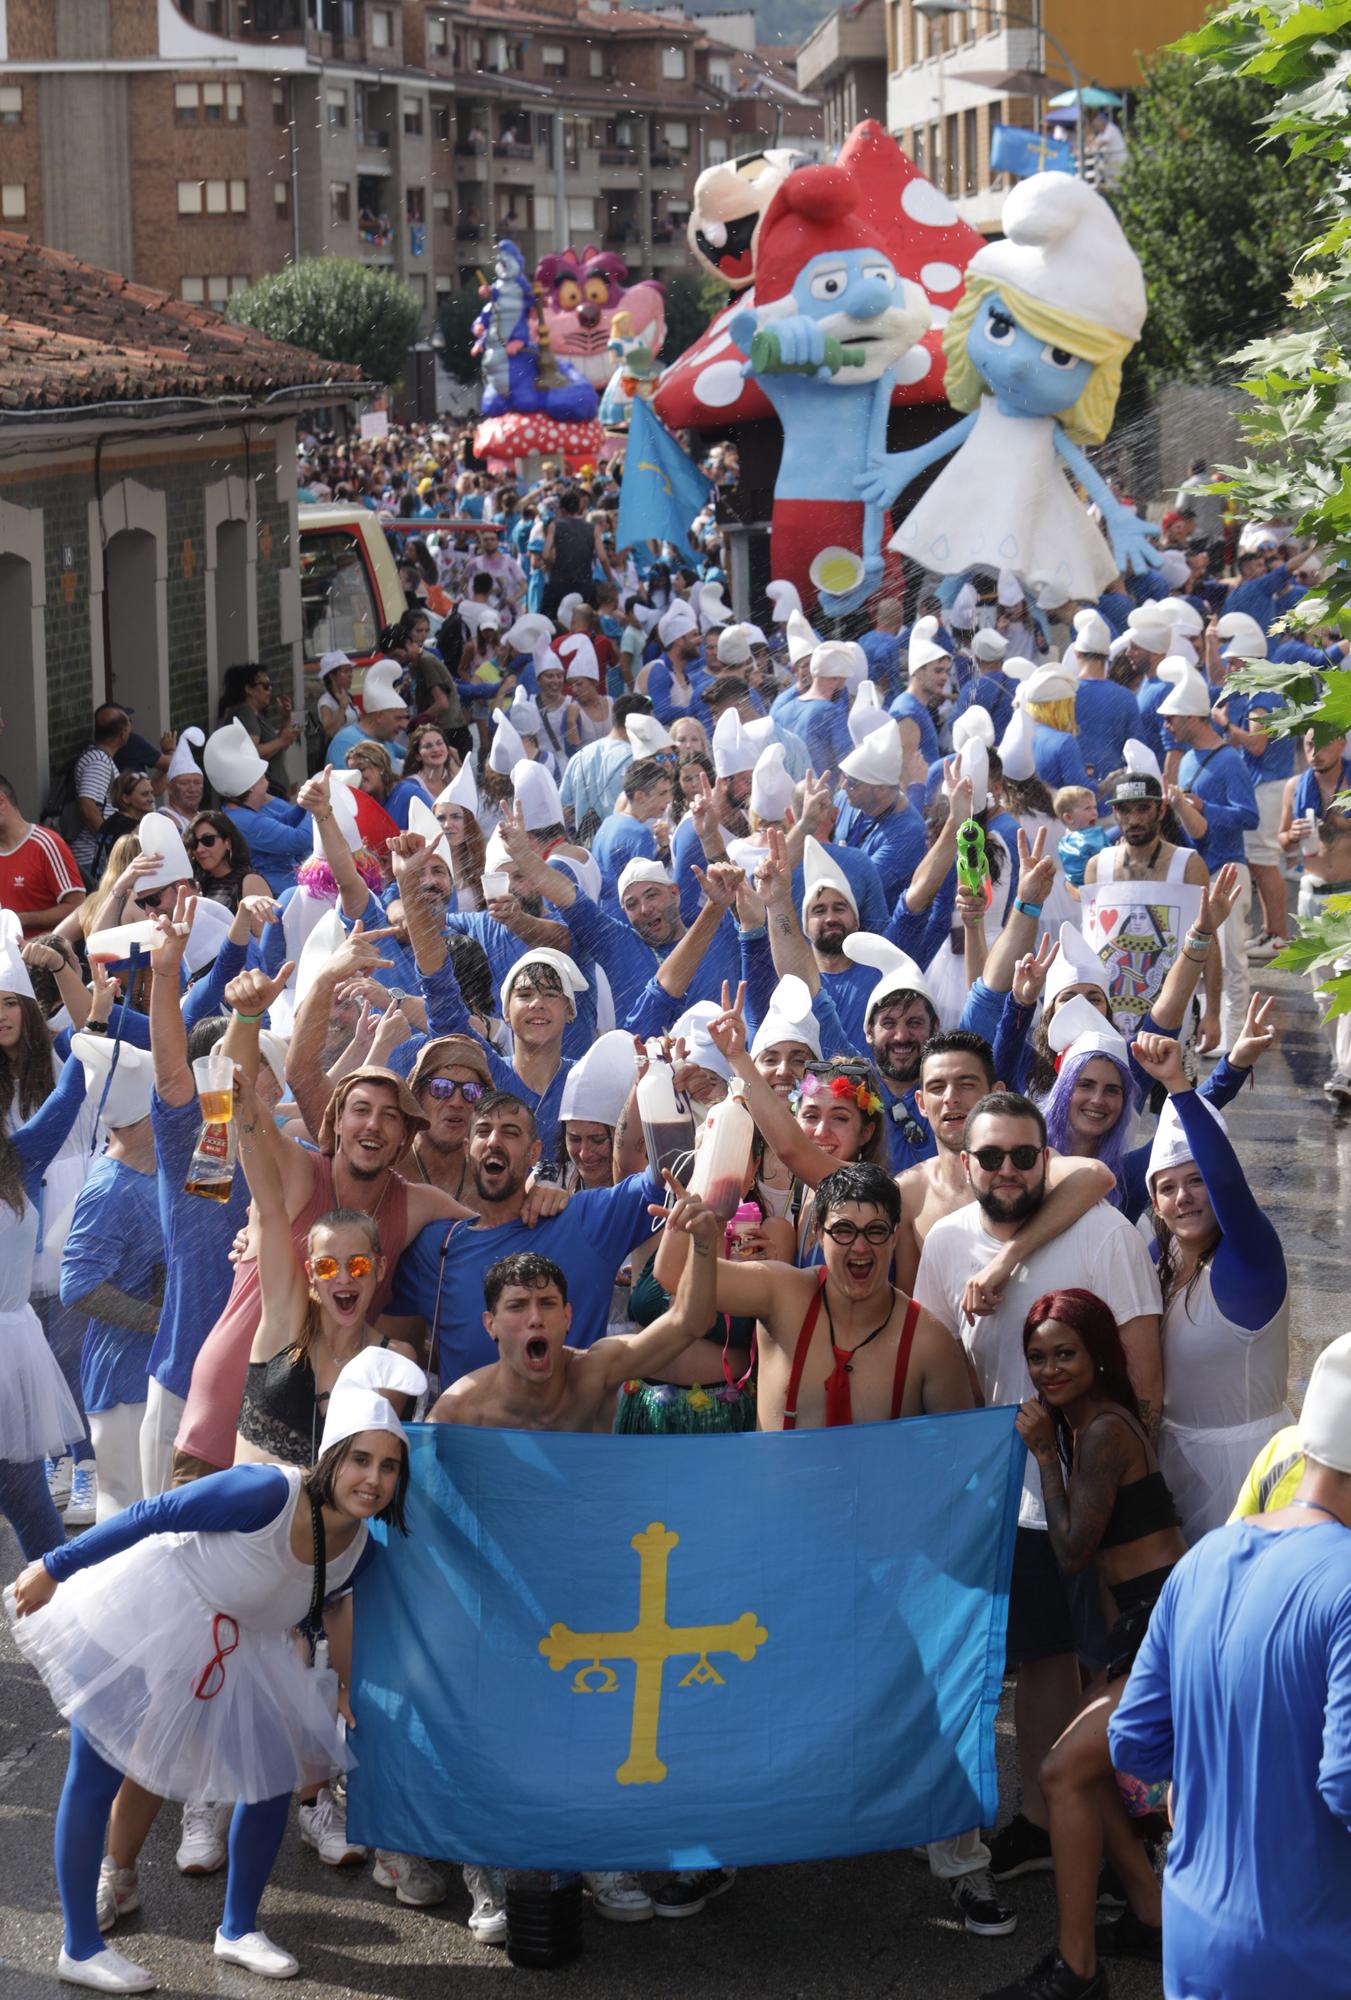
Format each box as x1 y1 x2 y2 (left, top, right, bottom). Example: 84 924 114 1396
229 258 422 390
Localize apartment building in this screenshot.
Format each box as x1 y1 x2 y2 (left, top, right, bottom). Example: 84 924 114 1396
0 0 816 321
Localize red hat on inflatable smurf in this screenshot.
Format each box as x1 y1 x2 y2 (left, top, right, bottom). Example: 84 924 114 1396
754 165 879 307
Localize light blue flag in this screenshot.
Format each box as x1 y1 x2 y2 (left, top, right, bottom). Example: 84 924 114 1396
615 394 713 563
990 123 1076 179
347 1412 1022 1871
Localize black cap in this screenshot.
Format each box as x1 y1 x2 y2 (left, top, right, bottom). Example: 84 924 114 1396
1110 771 1163 803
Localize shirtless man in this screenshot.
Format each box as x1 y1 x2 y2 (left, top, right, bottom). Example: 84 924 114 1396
895 1032 1115 1293
656 1154 1017 1938
1279 725 1351 1100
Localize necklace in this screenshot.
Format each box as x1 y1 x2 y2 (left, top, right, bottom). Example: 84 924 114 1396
1286 1500 1346 1525
1120 838 1162 879
820 1286 897 1426
413 1138 466 1202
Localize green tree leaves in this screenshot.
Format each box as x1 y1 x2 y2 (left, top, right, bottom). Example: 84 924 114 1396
229 259 422 391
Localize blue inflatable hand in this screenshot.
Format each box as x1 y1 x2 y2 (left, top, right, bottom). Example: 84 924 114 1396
1108 507 1161 579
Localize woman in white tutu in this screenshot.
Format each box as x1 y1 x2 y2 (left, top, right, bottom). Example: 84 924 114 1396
5 1347 426 1993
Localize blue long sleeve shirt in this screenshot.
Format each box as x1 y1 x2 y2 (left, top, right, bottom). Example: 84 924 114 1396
1177 742 1260 868
61 1156 163 1411
833 799 926 906
13 1054 89 1197
1073 677 1144 787
224 799 311 896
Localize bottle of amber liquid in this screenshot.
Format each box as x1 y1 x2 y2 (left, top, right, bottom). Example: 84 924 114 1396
185 1052 238 1202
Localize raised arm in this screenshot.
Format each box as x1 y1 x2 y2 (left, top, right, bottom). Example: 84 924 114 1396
1017 1400 1139 1576
232 1056 306 1363
297 768 369 922
656 863 741 999
756 828 819 992
286 920 396 1136
146 887 198 1107
978 828 1056 995
706 990 841 1188
593 1182 721 1388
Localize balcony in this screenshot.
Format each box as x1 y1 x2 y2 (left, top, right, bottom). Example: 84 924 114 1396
492 140 533 161
358 128 390 151
598 145 638 167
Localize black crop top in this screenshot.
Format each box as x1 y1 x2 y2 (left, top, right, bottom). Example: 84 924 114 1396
238 1336 389 1469
1093 1413 1181 1549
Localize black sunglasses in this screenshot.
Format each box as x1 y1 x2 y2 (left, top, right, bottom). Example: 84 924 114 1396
971 1144 1042 1172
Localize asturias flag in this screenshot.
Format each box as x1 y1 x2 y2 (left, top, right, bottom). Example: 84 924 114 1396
615 393 713 563
990 123 1076 179
347 1412 1022 1871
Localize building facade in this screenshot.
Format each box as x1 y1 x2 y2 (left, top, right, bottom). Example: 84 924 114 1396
0 0 819 319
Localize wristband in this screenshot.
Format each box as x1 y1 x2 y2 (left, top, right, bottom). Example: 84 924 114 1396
1014 898 1043 920
233 1009 265 1023
83 1019 109 1037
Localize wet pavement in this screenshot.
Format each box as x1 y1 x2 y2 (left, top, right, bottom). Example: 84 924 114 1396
0 961 1340 2000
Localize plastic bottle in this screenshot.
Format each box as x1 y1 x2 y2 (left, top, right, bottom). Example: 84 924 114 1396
504 1870 584 1969
689 1077 754 1221
311 1638 340 1721
636 1046 695 1180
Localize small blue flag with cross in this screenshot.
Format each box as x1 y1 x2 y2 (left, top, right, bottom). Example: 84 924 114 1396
990 123 1076 179
615 393 713 563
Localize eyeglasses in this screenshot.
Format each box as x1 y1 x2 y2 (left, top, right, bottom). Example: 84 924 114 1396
188 832 220 850
423 1077 485 1103
821 1220 895 1247
971 1145 1043 1172
310 1254 373 1281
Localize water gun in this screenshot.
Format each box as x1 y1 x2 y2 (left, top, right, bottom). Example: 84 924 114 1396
748 329 867 377
956 819 992 909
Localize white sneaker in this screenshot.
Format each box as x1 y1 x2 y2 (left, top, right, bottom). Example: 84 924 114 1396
65 1464 98 1527
584 1870 654 1922
463 1865 507 1945
372 1850 446 1907
212 1929 298 1980
175 1801 229 1875
297 1786 366 1867
46 1455 73 1511
96 1857 142 1934
58 1946 155 1993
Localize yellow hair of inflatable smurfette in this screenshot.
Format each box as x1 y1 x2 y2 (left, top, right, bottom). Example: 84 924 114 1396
941 274 1131 447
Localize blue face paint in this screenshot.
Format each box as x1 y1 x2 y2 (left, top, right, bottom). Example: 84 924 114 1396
968 293 1094 420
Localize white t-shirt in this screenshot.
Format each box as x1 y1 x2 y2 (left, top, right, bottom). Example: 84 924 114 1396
913 1201 1161 1529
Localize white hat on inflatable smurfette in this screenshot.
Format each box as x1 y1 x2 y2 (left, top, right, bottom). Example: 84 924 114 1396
1073 608 1112 657
436 756 479 819
1298 1330 1351 1474
72 1030 154 1130
488 708 527 776
766 578 803 625
998 704 1037 782
716 623 754 667
166 726 205 783
0 910 35 1000
956 737 989 815
499 946 588 1022
625 711 674 756
847 681 892 747
972 627 1009 663
712 706 758 779
996 568 1025 609
513 757 566 832
559 634 600 682
749 742 794 822
203 718 267 799
1146 1091 1227 1196
967 171 1147 343
559 1030 638 1128
840 719 903 789
801 834 857 923
1043 920 1109 1013
1046 993 1130 1067
785 607 820 666
751 973 822 1061
841 933 934 1020
406 795 453 872
1157 658 1211 718
319 1347 428 1456
135 811 194 894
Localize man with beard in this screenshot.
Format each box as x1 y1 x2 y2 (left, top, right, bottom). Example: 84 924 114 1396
1080 764 1215 1048
914 1093 1161 1884
379 1092 666 1385
796 838 879 1051
403 1035 494 1206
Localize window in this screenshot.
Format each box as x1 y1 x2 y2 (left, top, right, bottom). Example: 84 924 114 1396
0 87 23 124
435 274 452 297
403 95 423 136
432 104 450 141
1 182 26 219
589 47 604 77
329 180 351 224
432 188 451 216
567 197 596 232
327 86 348 128
428 13 448 54
299 528 380 662
468 35 482 65
181 276 206 302
708 57 731 89
272 82 286 127
174 82 198 119
542 43 566 72
707 137 727 164
177 180 203 214
661 46 687 79
274 179 291 217
535 193 554 233
406 186 425 224
174 80 243 123
207 275 232 302
205 179 227 213
408 273 427 304
536 113 554 147
370 6 393 49
664 121 689 151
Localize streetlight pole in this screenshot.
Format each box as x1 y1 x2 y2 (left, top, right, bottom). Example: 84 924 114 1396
912 0 1087 180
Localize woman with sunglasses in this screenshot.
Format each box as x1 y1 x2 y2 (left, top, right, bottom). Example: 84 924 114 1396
185 812 271 914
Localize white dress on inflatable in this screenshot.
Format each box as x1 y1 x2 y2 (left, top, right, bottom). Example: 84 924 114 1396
890 401 1118 600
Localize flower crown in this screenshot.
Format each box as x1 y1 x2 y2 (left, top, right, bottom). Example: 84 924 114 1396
792 1071 883 1117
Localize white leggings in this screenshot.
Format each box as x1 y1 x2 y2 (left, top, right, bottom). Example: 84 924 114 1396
88 1403 146 1523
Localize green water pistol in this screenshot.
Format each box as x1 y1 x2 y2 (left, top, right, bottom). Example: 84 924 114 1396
748 329 867 377
956 819 991 905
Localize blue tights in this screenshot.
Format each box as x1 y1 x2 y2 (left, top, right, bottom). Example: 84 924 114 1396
0 1456 64 1560
57 1727 291 1961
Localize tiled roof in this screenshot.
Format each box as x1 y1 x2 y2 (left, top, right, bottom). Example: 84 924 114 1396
0 233 363 416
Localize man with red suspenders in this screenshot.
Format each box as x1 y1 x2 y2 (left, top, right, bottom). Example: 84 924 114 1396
668 1157 1017 1938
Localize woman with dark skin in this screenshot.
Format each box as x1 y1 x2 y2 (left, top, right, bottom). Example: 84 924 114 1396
990 1289 1187 2000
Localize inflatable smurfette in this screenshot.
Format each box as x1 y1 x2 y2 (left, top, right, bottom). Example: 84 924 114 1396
863 175 1155 597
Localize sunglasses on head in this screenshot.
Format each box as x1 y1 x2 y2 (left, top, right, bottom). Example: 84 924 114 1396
821 1219 894 1247
971 1144 1042 1172
310 1254 373 1281
423 1077 485 1103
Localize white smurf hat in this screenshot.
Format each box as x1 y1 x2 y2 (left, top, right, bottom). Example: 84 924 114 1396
489 709 527 776
204 718 267 799
513 757 566 831
1044 920 1108 1011
1047 993 1130 1066
998 705 1037 782
1126 607 1174 656
658 601 699 648
809 640 857 685
1146 1092 1227 1195
713 707 758 779
671 999 731 1080
556 592 585 629
1022 666 1079 705
750 973 822 1061
996 568 1025 609
1215 609 1266 652
437 758 479 818
360 661 407 716
1036 580 1071 612
801 834 857 923
319 1347 428 1456
840 718 903 789
785 607 819 666
972 628 1008 663
1122 737 1163 783
1073 608 1112 656
842 932 934 1019
257 1029 289 1095
848 682 893 747
968 172 1146 343
182 897 233 977
957 737 989 814
166 726 205 783
1160 596 1204 638
0 910 34 1001
696 580 732 630
950 582 978 629
406 795 453 873
1157 659 1211 718
295 907 350 1009
316 770 364 857
952 706 996 753
716 623 753 667
766 578 803 624
1299 1331 1351 1475
559 633 600 682
72 1030 153 1130
617 856 674 900
625 712 674 756
750 742 794 822
132 811 193 894
500 947 588 1021
506 613 555 654
1156 549 1191 590
559 1029 638 1127
508 689 541 738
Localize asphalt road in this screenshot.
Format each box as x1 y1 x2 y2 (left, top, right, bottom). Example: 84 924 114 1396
1 961 1340 2000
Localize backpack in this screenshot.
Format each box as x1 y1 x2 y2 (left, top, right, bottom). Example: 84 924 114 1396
42 753 89 846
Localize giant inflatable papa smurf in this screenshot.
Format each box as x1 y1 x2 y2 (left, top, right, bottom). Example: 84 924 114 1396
869 174 1157 595
535 247 666 391
727 160 931 618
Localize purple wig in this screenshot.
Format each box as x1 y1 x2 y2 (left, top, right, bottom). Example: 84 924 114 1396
1039 1044 1137 1207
